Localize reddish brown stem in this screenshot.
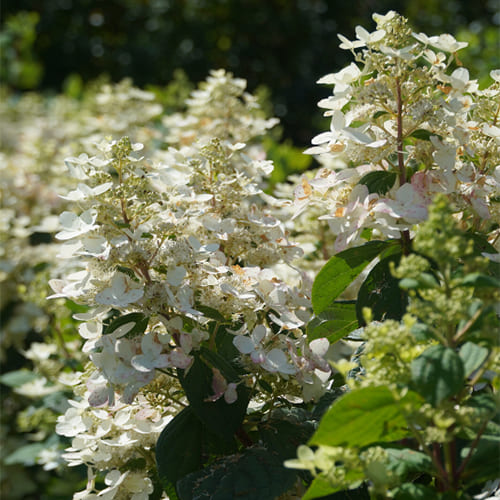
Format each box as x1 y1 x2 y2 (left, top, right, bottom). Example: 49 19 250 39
395 77 411 255
235 426 253 447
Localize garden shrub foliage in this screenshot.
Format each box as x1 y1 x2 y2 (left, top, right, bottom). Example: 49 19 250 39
1 10 499 500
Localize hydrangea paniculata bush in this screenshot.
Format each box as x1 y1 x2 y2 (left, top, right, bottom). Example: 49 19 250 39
1 10 498 500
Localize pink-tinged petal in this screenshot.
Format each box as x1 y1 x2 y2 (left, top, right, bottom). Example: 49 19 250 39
233 335 255 354
250 350 266 364
169 349 192 369
224 383 238 404
205 368 227 402
88 384 113 407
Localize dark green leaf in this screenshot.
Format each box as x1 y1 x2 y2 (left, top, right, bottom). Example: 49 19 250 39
409 129 440 141
461 436 500 486
213 326 243 368
459 342 489 377
466 393 498 420
177 447 297 500
312 241 395 314
178 351 250 439
307 301 358 343
359 171 397 195
411 345 464 405
196 305 226 322
373 110 389 119
356 253 406 326
259 408 316 461
258 378 273 393
104 312 149 336
309 386 419 448
156 407 203 500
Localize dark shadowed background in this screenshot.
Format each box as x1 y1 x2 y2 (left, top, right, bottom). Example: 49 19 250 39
1 0 499 145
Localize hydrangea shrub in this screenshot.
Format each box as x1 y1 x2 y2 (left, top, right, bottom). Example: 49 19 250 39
0 10 498 500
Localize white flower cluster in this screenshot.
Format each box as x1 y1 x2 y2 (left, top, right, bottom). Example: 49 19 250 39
298 11 500 253
56 384 168 499
50 70 333 498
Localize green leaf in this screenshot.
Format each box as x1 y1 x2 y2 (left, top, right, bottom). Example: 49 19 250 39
197 305 226 322
466 393 498 421
410 322 434 341
408 129 439 141
213 326 243 368
312 241 395 314
309 386 418 448
259 408 316 461
459 342 489 377
356 253 406 326
458 273 500 288
0 370 39 388
411 345 464 405
156 407 203 500
461 436 500 486
104 312 149 336
311 387 346 421
178 351 250 439
307 301 358 343
373 110 389 120
302 475 369 500
302 475 343 500
4 442 46 466
358 171 397 195
177 447 297 500
392 483 439 500
385 448 433 478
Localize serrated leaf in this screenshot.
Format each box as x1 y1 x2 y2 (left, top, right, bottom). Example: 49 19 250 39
178 352 250 439
356 253 406 326
312 241 395 315
177 447 297 500
411 345 464 405
307 301 358 343
104 312 149 336
156 407 203 500
359 171 397 195
459 342 489 377
309 386 419 448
